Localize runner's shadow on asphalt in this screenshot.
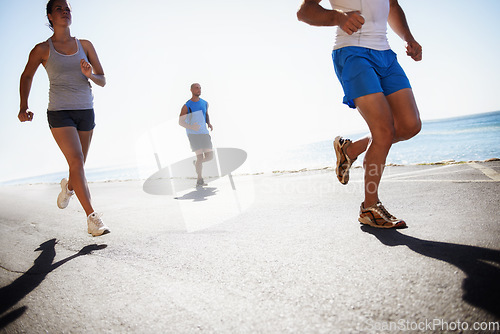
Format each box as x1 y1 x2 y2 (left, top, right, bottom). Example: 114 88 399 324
0 239 107 329
361 226 500 318
174 186 218 202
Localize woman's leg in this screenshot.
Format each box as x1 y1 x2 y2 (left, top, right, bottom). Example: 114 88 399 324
78 128 93 163
51 127 94 216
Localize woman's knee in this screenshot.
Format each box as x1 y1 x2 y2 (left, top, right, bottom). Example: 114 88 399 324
67 154 85 171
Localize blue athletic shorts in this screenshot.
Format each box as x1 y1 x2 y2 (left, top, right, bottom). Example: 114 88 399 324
47 109 95 131
332 46 411 109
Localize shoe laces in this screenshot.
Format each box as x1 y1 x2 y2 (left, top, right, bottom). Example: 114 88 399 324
89 213 104 227
375 202 395 221
341 139 355 164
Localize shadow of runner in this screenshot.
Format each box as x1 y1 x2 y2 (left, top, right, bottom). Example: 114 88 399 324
174 186 218 202
0 239 107 329
361 226 500 318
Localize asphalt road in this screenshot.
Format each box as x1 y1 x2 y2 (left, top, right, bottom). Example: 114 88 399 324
1 161 499 333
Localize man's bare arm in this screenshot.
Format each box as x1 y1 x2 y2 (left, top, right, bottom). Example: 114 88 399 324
388 0 422 61
297 0 364 35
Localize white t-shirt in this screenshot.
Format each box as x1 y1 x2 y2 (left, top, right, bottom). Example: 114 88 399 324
329 0 391 51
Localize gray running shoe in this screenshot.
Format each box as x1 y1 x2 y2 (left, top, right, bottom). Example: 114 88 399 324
196 178 207 187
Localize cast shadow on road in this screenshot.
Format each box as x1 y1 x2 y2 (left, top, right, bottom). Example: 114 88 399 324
0 239 107 329
174 186 218 202
361 226 500 318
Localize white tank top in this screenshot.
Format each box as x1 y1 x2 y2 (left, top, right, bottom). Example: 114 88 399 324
329 0 390 51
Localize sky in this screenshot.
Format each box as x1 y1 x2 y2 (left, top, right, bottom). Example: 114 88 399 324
1 0 499 182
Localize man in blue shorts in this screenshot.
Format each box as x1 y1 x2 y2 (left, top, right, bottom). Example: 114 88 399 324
179 83 214 187
297 0 422 228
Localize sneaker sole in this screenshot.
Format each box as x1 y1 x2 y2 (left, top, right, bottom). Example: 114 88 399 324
57 179 70 209
333 136 349 185
358 217 407 229
88 228 110 237
57 195 69 209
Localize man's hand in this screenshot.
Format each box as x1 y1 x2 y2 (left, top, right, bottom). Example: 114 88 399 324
406 40 422 61
339 11 365 35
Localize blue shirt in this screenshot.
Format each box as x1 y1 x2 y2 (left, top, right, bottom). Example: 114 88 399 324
185 99 209 135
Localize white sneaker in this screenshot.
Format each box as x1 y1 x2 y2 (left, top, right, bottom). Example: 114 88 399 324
57 178 74 209
87 212 110 236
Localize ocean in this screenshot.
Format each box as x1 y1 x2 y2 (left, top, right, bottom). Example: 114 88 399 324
2 111 499 185
281 110 500 170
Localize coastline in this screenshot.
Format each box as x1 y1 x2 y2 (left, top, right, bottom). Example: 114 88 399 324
1 157 498 187
3 110 499 186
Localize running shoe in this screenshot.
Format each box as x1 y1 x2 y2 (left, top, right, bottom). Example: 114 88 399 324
57 178 74 209
358 202 407 229
196 178 207 187
87 212 110 236
333 136 356 185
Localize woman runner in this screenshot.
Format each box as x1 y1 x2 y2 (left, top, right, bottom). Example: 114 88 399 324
18 0 109 236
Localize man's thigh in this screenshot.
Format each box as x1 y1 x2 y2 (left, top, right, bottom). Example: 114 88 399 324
386 88 421 141
354 92 395 140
